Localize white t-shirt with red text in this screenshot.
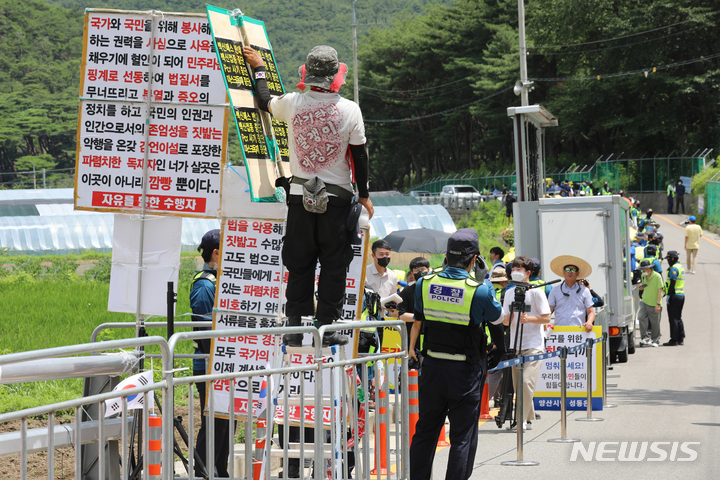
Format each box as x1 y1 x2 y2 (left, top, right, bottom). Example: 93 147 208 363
270 90 365 196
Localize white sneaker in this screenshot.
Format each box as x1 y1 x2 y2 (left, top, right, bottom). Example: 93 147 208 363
651 342 659 347
640 338 651 346
524 421 532 431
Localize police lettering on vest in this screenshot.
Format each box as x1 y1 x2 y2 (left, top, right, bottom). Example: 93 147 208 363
420 273 485 363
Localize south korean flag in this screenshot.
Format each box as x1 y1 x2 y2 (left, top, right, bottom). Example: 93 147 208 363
104 371 155 417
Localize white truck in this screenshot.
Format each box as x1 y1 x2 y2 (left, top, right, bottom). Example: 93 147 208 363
514 195 636 363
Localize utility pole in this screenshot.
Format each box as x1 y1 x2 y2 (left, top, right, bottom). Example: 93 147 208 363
352 0 359 105
30 160 37 189
518 0 529 106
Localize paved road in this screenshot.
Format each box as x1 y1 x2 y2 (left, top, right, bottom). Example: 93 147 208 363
428 212 720 479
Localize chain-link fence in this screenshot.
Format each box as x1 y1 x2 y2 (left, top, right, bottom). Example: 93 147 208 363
409 172 516 194
408 152 710 195
0 168 75 189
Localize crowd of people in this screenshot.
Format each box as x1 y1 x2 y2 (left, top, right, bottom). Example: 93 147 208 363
357 202 701 478
185 44 705 480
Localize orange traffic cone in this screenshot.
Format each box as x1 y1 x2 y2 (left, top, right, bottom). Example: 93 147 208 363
252 417 267 480
408 370 419 447
371 390 389 475
437 420 450 447
479 377 493 419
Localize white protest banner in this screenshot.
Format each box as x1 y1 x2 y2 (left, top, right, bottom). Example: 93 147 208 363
108 214 181 316
75 102 227 216
80 11 225 104
208 221 369 420
210 328 275 418
534 325 603 411
215 219 285 316
105 371 154 417
273 340 340 427
76 10 228 217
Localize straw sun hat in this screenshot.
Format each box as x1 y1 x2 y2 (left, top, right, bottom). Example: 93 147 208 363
489 267 508 282
550 255 592 279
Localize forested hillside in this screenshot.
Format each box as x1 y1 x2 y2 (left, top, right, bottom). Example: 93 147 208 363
0 0 84 180
1 0 719 191
358 0 720 189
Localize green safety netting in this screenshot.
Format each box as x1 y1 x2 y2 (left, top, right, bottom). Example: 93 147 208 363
706 182 720 226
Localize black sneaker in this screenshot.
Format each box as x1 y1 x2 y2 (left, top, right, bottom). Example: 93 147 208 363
322 332 349 347
278 465 301 478
535 413 541 420
282 333 303 347
282 316 303 347
662 341 678 346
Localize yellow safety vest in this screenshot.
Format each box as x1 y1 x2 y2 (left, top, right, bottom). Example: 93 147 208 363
421 274 479 326
664 264 685 295
421 273 482 361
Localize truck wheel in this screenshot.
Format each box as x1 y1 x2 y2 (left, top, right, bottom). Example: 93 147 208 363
628 331 636 354
617 334 629 363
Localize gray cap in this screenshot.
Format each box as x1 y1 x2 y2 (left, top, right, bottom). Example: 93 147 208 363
302 46 339 90
638 259 653 270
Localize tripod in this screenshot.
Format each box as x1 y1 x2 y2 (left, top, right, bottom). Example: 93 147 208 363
125 393 210 480
495 279 559 429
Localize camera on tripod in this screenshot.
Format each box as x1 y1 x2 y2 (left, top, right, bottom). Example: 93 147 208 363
509 282 533 313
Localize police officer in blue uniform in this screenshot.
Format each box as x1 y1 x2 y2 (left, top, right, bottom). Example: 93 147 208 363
191 229 235 478
663 250 686 346
408 229 505 480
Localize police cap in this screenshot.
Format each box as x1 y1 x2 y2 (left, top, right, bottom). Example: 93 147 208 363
446 228 480 256
199 229 221 253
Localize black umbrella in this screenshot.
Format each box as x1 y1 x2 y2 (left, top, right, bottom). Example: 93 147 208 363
383 228 453 254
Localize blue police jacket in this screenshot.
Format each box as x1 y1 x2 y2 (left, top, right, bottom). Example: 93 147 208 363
190 264 216 370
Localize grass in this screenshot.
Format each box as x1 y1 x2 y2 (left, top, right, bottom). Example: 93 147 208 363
0 206 512 415
456 201 512 255
0 253 201 414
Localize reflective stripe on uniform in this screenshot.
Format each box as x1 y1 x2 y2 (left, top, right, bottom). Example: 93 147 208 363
422 307 471 323
193 271 217 284
426 350 466 362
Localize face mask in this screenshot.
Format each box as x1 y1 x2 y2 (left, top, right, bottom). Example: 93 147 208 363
511 271 526 282
667 258 677 266
377 257 391 268
414 270 427 279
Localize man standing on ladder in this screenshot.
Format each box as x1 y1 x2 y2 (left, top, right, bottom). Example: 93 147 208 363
408 229 504 480
243 44 374 347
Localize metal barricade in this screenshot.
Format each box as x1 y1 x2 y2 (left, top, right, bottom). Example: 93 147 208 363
165 321 409 480
0 337 171 480
0 321 410 480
